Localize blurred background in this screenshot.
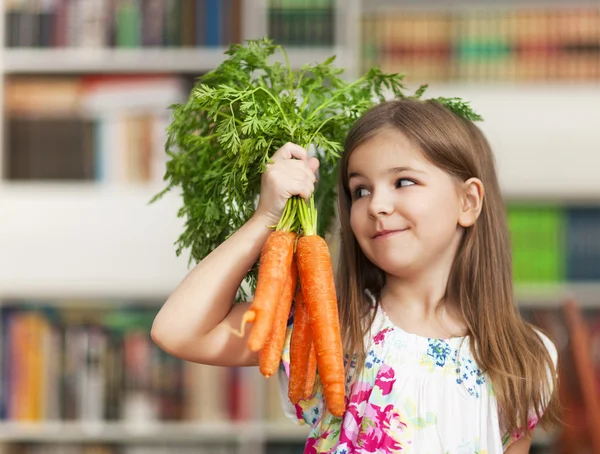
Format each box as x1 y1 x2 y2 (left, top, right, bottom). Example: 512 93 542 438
0 0 598 453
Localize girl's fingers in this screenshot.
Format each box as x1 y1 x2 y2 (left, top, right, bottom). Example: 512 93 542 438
272 142 308 163
289 177 314 200
294 160 317 184
259 142 319 213
280 158 316 185
270 143 320 184
296 182 315 200
308 157 320 175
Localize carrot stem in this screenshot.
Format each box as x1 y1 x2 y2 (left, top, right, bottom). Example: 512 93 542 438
278 196 301 233
297 196 317 236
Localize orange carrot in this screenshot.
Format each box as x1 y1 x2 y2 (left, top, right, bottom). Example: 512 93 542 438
288 286 313 404
258 256 297 378
244 230 296 352
303 343 317 399
296 234 345 417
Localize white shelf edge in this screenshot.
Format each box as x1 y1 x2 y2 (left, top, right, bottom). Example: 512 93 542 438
0 180 178 201
2 47 346 74
516 283 600 308
0 420 554 445
0 183 599 303
0 421 310 443
4 48 229 73
0 181 192 300
2 284 599 307
362 0 599 13
2 179 600 204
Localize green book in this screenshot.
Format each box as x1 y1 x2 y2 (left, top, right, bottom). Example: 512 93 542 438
116 0 141 48
507 205 566 284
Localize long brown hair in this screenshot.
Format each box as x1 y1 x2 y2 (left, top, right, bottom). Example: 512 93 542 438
335 98 559 436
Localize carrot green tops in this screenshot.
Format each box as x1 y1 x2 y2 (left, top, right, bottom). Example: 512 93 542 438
278 302 556 454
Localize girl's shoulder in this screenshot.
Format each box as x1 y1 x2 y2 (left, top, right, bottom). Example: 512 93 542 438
534 328 558 364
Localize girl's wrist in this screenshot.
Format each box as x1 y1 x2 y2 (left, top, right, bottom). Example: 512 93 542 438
249 212 278 233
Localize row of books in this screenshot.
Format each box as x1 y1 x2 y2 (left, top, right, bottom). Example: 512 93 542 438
508 205 600 283
520 305 598 422
4 75 187 183
0 302 287 424
7 445 307 454
1 305 179 422
268 0 335 47
362 8 600 82
12 446 309 454
5 0 242 49
8 446 237 454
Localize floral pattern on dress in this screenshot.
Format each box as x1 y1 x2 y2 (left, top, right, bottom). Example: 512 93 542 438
278 305 556 453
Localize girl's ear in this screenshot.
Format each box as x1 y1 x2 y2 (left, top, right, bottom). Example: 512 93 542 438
458 177 485 228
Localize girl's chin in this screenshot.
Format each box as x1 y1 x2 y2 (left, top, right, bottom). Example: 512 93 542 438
374 260 422 279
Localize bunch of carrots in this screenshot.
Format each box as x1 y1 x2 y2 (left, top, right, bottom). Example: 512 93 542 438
238 196 346 418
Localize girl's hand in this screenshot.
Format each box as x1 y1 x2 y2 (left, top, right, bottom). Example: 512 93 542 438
254 143 320 226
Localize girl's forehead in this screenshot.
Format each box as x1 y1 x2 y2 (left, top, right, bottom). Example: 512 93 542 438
347 132 427 173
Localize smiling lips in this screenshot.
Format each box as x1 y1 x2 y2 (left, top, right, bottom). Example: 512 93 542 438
373 228 408 239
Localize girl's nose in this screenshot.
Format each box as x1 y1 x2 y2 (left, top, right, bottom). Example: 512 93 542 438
367 191 394 219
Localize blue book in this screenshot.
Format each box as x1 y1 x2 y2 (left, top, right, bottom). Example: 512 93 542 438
566 207 600 281
195 0 206 46
205 0 221 46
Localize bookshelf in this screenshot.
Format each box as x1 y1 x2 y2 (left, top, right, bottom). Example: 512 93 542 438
0 0 598 453
0 1 355 453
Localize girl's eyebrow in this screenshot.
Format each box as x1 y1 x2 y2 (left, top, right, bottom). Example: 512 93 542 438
348 166 426 180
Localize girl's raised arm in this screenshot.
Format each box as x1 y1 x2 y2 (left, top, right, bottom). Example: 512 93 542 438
151 143 318 367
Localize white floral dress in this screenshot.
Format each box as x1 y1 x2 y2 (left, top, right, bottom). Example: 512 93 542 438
278 303 556 453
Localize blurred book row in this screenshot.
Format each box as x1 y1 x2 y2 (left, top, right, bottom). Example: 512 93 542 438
4 75 187 183
362 7 600 82
521 305 599 440
268 0 335 47
508 205 600 283
9 445 236 454
0 303 287 424
6 444 307 454
4 0 242 49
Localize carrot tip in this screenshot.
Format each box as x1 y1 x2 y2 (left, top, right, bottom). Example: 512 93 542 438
229 309 256 338
260 370 276 379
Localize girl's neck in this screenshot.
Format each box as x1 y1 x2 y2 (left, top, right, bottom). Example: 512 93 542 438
382 263 450 313
380 270 467 339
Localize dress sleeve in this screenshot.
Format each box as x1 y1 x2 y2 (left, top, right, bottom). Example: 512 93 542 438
502 330 558 451
277 317 325 426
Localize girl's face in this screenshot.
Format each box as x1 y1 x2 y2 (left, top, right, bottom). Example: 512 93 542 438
347 128 466 280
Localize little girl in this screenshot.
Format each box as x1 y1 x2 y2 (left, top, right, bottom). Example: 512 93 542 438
151 98 559 453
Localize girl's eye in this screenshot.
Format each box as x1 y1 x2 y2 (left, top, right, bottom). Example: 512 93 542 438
352 187 370 200
396 178 415 188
